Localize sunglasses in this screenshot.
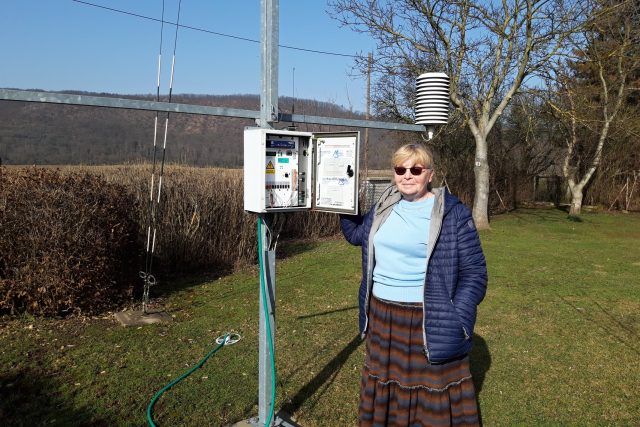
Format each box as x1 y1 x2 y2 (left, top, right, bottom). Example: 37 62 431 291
394 166 429 176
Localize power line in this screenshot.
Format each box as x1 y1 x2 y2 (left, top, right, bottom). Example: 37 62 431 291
71 0 360 58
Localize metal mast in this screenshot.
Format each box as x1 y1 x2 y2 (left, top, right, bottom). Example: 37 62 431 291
257 0 278 426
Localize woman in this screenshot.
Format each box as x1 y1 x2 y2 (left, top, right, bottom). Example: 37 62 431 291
341 144 487 426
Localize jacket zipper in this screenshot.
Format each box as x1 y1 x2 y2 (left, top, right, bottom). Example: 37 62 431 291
363 190 396 336
362 243 374 336
423 192 444 361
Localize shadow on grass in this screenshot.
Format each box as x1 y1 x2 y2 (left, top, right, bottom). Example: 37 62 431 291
504 206 596 225
276 240 322 260
567 214 584 222
470 333 492 426
470 333 491 394
503 207 568 223
296 305 358 320
151 271 231 296
558 295 640 356
280 334 363 416
280 333 491 423
0 368 115 427
141 240 324 302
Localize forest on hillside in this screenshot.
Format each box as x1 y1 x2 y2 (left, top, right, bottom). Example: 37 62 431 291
0 93 399 169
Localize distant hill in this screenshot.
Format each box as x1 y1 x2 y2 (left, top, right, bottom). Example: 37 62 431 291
0 91 410 168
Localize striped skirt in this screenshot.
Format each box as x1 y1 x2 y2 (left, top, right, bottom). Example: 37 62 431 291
359 296 479 427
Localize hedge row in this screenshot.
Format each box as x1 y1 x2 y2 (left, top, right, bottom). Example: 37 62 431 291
0 165 344 316
0 168 138 316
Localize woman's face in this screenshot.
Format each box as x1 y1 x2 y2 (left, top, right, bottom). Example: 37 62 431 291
394 157 434 201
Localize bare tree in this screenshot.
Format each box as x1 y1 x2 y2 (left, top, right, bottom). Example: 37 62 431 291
331 0 588 228
543 0 639 217
494 93 560 206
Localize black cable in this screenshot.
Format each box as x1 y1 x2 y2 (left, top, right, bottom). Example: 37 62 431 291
70 0 359 58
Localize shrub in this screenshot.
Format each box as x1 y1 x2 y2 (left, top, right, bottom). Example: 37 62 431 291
92 165 342 273
0 167 139 316
0 165 344 315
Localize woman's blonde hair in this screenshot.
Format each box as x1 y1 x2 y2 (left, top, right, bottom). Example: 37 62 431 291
392 144 434 169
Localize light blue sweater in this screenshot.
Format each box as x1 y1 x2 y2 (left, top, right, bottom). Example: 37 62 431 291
372 196 434 302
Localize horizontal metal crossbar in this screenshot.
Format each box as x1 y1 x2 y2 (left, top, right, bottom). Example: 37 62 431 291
0 88 425 132
0 88 257 118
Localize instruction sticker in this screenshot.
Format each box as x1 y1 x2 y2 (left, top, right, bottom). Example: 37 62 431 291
316 137 357 209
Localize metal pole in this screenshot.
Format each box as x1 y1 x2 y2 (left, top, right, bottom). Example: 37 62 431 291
260 0 279 127
258 1 278 426
258 214 276 426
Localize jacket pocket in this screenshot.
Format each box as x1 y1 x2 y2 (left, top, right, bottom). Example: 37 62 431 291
451 299 471 341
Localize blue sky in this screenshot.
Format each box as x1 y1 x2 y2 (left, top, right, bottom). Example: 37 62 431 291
1 0 376 112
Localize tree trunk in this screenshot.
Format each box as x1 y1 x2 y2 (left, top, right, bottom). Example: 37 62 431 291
568 184 583 217
472 134 491 230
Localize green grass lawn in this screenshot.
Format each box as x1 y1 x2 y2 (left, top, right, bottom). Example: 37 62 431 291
1 208 639 426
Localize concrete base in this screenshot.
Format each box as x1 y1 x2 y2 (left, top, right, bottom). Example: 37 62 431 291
113 310 172 326
231 411 300 427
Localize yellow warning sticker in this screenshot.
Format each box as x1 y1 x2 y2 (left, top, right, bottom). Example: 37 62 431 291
266 161 275 174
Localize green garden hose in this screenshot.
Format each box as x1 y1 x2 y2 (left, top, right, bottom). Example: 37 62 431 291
147 334 229 427
146 218 276 427
257 217 277 427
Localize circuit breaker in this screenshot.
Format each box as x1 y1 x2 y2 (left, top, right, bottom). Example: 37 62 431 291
243 128 359 214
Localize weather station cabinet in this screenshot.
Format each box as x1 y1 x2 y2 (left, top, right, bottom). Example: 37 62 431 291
243 128 359 214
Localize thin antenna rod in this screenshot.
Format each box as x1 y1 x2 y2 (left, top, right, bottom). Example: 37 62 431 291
142 0 182 313
142 0 167 313
157 0 182 198
289 67 296 130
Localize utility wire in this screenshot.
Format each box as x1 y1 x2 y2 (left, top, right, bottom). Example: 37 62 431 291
71 0 359 58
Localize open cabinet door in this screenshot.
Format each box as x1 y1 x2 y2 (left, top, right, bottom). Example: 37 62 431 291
312 132 359 214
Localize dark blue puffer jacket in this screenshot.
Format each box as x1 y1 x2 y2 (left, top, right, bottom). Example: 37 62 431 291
341 186 487 364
